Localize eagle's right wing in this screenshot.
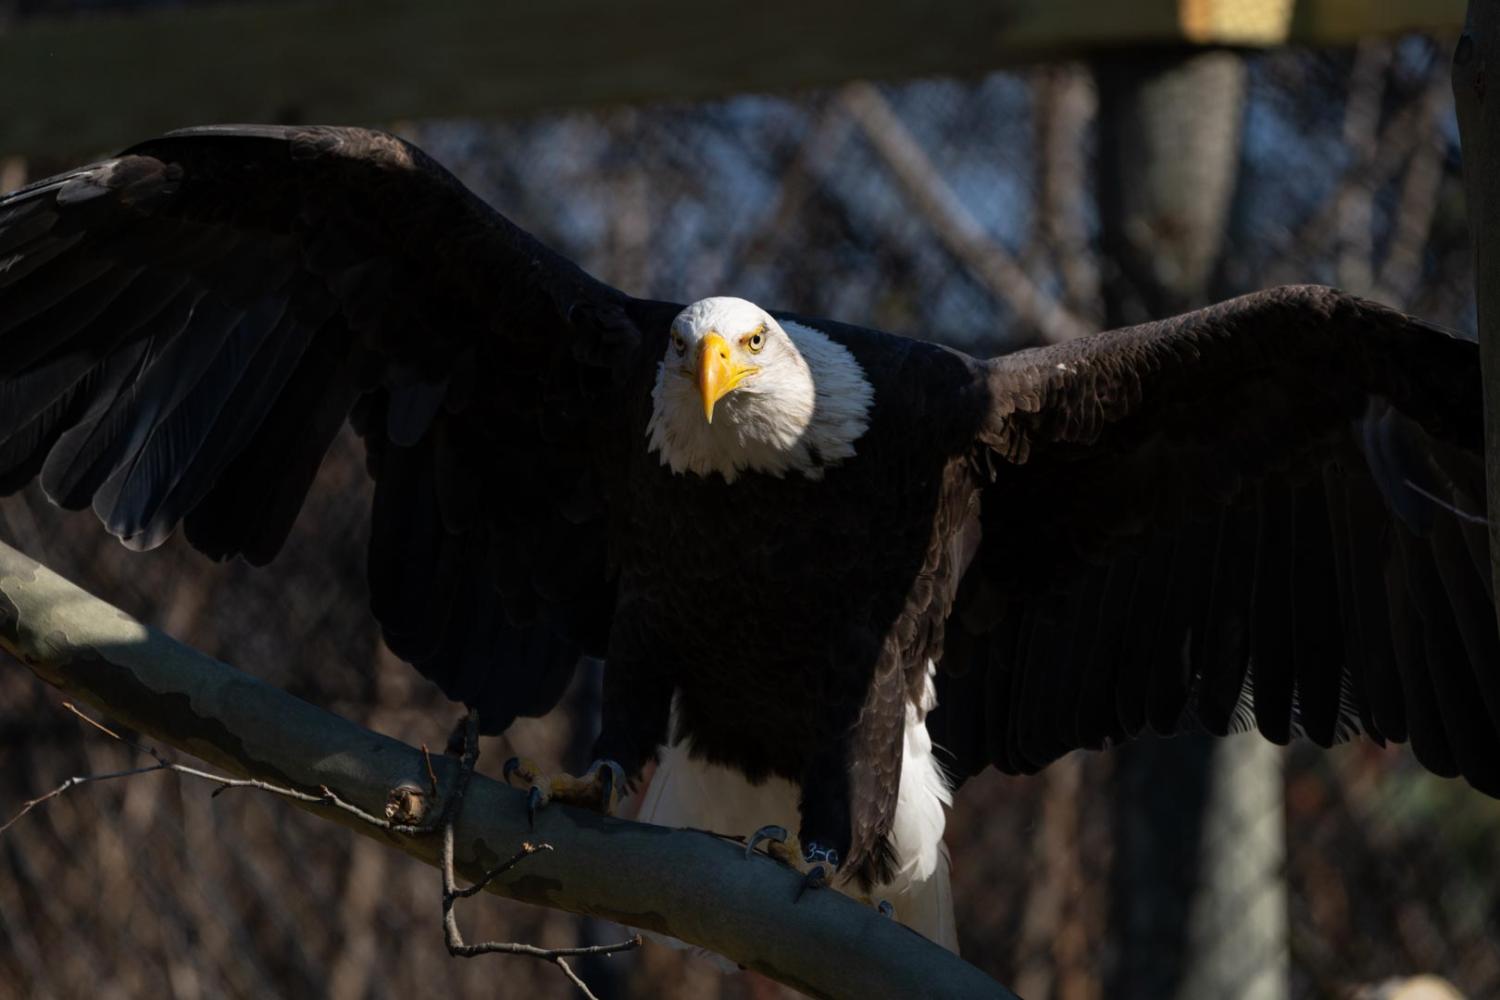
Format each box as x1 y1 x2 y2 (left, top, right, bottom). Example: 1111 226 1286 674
933 286 1499 795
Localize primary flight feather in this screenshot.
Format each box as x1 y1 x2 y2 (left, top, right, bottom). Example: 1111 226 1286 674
0 125 1494 951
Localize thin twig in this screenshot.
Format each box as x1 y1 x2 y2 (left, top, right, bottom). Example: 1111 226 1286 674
435 716 641 1000
6 702 640 999
0 762 171 835
421 742 440 799
450 841 553 900
63 701 168 764
439 822 640 997
3 703 437 836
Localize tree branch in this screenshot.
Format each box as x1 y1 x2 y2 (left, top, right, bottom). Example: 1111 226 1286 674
5 702 641 999
0 538 1014 1000
840 81 1094 343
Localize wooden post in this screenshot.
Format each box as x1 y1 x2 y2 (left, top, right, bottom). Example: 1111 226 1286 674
1453 3 1500 620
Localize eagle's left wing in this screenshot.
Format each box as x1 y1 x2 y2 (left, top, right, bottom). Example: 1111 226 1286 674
0 125 667 732
931 285 1499 795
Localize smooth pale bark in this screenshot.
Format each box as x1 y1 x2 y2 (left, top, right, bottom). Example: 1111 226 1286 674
0 539 1013 1000
1453 4 1500 625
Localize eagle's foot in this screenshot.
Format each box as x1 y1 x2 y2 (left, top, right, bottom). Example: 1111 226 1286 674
795 842 841 900
745 824 799 865
795 860 833 901
502 757 624 828
745 825 841 901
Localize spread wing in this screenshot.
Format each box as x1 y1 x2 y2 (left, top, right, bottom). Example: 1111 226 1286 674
931 285 1500 796
0 125 666 732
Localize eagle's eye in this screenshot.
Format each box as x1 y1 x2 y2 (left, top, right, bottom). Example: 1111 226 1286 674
745 328 766 353
672 331 687 355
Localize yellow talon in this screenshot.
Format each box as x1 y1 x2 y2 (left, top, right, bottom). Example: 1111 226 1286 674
503 757 623 827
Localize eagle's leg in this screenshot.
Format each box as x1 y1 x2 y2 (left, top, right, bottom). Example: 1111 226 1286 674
744 827 898 918
786 664 915 902
590 648 674 787
747 734 853 896
502 757 625 826
792 736 856 895
745 825 842 898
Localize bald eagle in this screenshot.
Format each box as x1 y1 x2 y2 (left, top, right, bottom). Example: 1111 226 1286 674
1 125 1495 952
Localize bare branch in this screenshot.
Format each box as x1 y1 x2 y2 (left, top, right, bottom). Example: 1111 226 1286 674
1 761 169 835
704 98 855 292
426 713 641 996
1 700 425 836
451 841 554 900
1335 41 1393 296
840 81 1094 343
440 820 641 1000
0 538 1015 1000
1263 88 1428 289
11 699 636 997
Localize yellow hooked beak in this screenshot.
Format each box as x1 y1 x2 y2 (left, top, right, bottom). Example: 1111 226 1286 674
697 332 758 423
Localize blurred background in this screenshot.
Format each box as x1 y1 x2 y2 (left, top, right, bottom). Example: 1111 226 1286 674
2 1 1498 998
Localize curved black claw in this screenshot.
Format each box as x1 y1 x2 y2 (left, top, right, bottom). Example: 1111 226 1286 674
746 824 789 860
593 760 626 812
502 757 522 783
795 864 830 902
793 841 840 901
526 786 543 830
877 900 896 919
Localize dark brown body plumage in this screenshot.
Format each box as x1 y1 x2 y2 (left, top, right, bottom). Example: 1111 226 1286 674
605 320 986 878
2 125 1496 888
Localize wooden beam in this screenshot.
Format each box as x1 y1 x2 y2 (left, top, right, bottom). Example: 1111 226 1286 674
1287 0 1464 46
0 0 1467 158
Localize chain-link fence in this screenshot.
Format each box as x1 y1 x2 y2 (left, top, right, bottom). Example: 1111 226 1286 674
2 30 1495 1000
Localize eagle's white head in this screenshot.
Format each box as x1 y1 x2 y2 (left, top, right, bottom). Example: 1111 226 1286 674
647 297 874 482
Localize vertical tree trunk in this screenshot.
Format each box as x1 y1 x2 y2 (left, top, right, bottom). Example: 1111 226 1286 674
1094 48 1289 1000
1453 2 1500 617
